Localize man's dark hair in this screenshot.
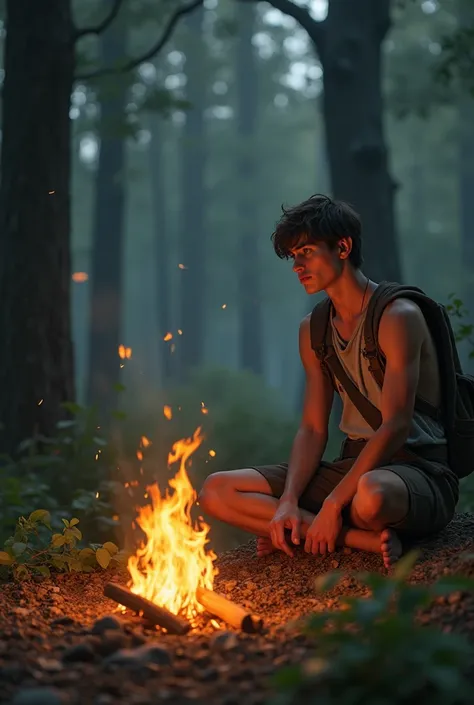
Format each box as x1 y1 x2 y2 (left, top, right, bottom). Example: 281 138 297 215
271 194 363 269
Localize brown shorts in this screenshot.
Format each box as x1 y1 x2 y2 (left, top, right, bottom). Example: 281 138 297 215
251 440 459 538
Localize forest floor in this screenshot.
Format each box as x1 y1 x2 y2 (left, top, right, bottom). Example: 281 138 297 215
2 513 474 705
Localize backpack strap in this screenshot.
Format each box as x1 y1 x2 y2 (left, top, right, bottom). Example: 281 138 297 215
310 298 382 431
363 282 442 422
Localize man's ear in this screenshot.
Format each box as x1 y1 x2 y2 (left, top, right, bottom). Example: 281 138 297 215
338 237 353 260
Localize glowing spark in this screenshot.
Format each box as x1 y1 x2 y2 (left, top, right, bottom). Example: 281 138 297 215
178 263 187 270
164 332 173 342
72 272 89 283
137 450 143 461
164 406 173 420
38 399 43 406
221 304 227 309
118 344 132 359
141 436 151 448
209 449 216 457
178 329 183 335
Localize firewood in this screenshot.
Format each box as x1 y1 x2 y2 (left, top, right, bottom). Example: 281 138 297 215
103 583 190 635
196 587 264 634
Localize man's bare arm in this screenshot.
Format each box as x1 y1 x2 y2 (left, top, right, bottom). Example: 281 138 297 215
326 299 424 511
281 314 334 504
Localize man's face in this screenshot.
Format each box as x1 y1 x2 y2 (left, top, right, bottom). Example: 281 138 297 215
289 239 342 295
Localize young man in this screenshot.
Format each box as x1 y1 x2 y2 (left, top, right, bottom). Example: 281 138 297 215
199 195 458 568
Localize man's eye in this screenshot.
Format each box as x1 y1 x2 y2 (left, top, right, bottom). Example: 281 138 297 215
303 248 313 255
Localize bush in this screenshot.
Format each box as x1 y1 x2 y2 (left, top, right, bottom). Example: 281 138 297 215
272 554 474 705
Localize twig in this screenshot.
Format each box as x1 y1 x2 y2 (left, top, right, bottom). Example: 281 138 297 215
104 583 191 635
237 0 325 50
75 0 125 41
75 0 205 82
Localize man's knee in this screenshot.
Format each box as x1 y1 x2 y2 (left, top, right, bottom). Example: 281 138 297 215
198 472 232 517
353 470 393 524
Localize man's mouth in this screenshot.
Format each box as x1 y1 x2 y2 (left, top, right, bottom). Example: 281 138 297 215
298 275 312 283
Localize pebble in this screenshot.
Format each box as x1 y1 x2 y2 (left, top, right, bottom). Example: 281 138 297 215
209 631 239 651
62 641 96 663
105 643 171 668
51 617 76 627
10 687 68 705
91 615 123 635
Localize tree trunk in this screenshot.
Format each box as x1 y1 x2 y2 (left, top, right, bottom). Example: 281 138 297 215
0 1 75 454
236 3 263 375
149 114 174 385
178 7 207 380
87 10 127 417
316 0 400 282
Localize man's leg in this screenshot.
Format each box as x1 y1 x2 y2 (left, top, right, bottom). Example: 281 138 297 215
199 469 385 560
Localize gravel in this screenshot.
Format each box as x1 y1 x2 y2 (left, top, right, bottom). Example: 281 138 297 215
1 512 474 705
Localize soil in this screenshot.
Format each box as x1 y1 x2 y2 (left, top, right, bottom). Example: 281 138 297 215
1 513 474 705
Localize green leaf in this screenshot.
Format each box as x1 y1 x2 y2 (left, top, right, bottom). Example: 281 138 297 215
14 565 29 580
29 509 51 525
102 541 119 556
96 547 111 569
51 534 66 548
392 549 419 581
35 565 51 578
0 551 14 565
78 547 95 560
69 518 80 527
113 382 126 393
11 542 27 557
62 518 70 528
61 401 83 415
56 420 77 430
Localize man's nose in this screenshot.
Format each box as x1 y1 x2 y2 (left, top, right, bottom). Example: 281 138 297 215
292 259 304 272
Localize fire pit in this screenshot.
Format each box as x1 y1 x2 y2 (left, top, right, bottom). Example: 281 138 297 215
104 426 264 636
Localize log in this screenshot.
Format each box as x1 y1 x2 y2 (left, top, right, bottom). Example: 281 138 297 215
196 587 264 634
103 583 191 635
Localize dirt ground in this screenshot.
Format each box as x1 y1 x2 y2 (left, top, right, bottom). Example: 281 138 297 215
1 512 474 705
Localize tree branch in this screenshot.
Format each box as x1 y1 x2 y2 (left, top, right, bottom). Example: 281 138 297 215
237 0 325 52
75 0 205 82
74 0 125 42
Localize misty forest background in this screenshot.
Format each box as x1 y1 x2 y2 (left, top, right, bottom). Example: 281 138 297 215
0 0 474 554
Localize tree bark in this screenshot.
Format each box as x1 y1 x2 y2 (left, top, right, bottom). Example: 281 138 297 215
239 0 401 282
86 8 127 417
316 0 400 281
0 1 75 454
178 7 207 380
236 3 263 374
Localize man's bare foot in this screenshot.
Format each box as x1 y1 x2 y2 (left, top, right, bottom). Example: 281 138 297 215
256 536 277 558
380 528 403 568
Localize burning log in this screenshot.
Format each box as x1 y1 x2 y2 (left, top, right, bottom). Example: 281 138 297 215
196 587 264 634
104 583 191 636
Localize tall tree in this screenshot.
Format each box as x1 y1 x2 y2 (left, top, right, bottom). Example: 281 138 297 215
178 7 208 380
236 3 264 374
86 7 128 417
0 1 75 453
0 0 205 453
239 0 401 282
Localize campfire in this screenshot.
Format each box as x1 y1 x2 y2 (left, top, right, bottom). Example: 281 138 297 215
104 425 263 635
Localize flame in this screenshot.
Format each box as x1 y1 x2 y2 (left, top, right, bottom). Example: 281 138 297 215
127 427 217 621
118 344 132 359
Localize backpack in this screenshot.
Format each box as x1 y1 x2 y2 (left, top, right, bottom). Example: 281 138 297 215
310 281 474 479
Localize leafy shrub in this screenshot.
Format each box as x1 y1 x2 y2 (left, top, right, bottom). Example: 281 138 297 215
0 509 125 581
272 554 474 705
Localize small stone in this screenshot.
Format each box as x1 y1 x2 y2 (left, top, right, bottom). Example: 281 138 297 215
13 607 29 617
224 580 237 592
105 643 171 668
91 615 123 635
51 587 61 593
210 631 239 651
48 607 63 618
36 657 63 672
62 641 96 663
10 687 68 705
193 649 211 667
331 560 339 569
95 630 129 657
245 581 257 591
448 591 463 605
197 666 218 682
51 616 75 627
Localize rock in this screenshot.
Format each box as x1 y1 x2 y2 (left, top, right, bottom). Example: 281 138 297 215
51 616 76 627
105 643 171 668
62 641 96 663
209 631 239 651
224 580 237 592
331 560 339 569
13 607 29 617
10 687 68 705
95 630 129 657
245 581 257 591
91 615 123 635
36 657 63 672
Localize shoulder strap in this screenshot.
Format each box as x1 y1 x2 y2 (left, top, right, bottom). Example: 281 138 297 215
310 297 382 431
363 282 442 421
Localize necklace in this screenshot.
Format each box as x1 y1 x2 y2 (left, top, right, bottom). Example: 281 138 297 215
360 277 370 314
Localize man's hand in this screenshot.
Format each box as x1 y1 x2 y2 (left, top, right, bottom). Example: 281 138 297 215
304 500 342 555
269 498 301 557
